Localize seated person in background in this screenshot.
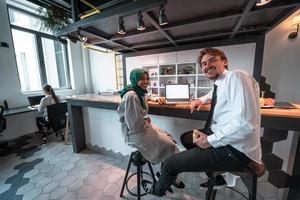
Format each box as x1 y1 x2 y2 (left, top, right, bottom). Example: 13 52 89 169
117 68 184 190
36 84 60 133
141 48 264 196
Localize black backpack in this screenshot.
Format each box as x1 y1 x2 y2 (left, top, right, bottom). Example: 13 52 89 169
0 106 6 133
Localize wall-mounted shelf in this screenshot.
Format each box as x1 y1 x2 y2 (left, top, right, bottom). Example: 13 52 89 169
143 61 213 99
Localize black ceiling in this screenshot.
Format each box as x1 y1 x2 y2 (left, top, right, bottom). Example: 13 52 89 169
28 0 300 53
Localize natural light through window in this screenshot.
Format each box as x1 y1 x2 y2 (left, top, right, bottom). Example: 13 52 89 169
12 29 41 91
42 38 69 88
9 8 70 92
9 8 52 34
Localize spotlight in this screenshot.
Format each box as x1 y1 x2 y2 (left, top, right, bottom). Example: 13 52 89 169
118 16 126 35
77 31 87 42
256 0 272 7
67 34 78 44
159 5 168 26
58 36 68 45
137 11 145 31
288 15 300 39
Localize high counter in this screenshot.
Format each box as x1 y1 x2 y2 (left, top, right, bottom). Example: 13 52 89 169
66 94 300 200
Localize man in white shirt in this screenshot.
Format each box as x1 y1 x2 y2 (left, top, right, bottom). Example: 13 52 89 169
142 48 265 196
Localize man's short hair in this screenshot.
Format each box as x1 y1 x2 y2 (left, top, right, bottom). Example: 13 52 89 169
197 48 228 69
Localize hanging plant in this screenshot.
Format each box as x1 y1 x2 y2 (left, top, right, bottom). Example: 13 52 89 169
36 5 71 35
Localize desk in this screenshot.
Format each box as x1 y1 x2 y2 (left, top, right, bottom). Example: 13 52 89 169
3 106 37 117
67 94 300 200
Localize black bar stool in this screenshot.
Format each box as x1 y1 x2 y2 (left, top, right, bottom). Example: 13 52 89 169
205 171 260 200
120 151 156 199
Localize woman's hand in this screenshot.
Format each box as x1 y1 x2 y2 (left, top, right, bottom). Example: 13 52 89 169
190 100 203 113
157 97 166 105
192 130 211 149
145 117 151 124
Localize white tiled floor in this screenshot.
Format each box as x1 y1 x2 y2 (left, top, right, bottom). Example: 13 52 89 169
0 135 246 200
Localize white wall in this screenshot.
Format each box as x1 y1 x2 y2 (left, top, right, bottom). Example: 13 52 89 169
88 50 117 93
0 0 24 108
0 1 87 139
84 108 133 155
224 43 256 74
83 107 205 155
262 9 300 102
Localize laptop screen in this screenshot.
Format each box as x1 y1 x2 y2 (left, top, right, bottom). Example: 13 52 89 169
165 84 190 101
28 95 45 107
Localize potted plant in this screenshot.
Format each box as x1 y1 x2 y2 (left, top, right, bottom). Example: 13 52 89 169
36 5 71 35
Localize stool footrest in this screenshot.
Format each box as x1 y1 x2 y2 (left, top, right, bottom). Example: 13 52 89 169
120 151 156 199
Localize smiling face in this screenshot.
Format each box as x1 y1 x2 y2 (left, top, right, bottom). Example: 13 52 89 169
137 73 150 90
200 53 227 80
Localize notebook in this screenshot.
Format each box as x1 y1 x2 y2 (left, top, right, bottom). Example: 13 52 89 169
165 84 190 104
274 102 297 109
27 95 45 108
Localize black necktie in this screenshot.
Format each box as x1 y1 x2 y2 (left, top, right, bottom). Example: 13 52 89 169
204 84 217 131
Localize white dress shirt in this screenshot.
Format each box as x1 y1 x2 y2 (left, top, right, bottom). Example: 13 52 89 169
199 69 262 163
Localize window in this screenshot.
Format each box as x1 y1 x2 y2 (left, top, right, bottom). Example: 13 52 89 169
115 53 124 90
41 38 69 88
12 29 41 91
9 8 70 92
9 7 52 35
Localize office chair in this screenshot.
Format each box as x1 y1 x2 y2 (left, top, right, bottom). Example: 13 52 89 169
0 106 6 134
41 102 67 144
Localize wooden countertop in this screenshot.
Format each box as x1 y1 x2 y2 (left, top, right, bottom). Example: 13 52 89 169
67 94 300 119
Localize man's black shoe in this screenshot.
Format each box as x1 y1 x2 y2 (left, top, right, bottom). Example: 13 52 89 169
141 179 153 193
173 177 185 189
141 179 166 196
155 172 174 193
157 172 185 189
200 175 227 190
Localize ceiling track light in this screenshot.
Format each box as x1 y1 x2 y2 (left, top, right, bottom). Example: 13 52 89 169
58 36 68 45
67 34 78 44
77 31 87 43
159 4 168 26
137 11 146 31
256 0 272 7
118 16 126 35
288 15 300 39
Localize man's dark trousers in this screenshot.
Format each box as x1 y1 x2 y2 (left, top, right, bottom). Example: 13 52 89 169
152 128 251 196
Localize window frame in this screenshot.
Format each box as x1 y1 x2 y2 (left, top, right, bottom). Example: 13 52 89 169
8 5 71 92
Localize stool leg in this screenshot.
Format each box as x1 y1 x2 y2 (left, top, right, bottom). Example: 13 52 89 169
147 161 156 183
211 190 217 200
64 115 69 144
120 153 134 197
249 175 257 200
136 153 141 200
205 176 217 200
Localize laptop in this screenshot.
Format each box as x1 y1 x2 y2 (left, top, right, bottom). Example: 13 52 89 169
27 95 45 109
274 102 297 109
165 84 190 104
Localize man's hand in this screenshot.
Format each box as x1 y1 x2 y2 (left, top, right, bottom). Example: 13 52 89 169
190 100 203 113
193 130 211 149
157 97 166 105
